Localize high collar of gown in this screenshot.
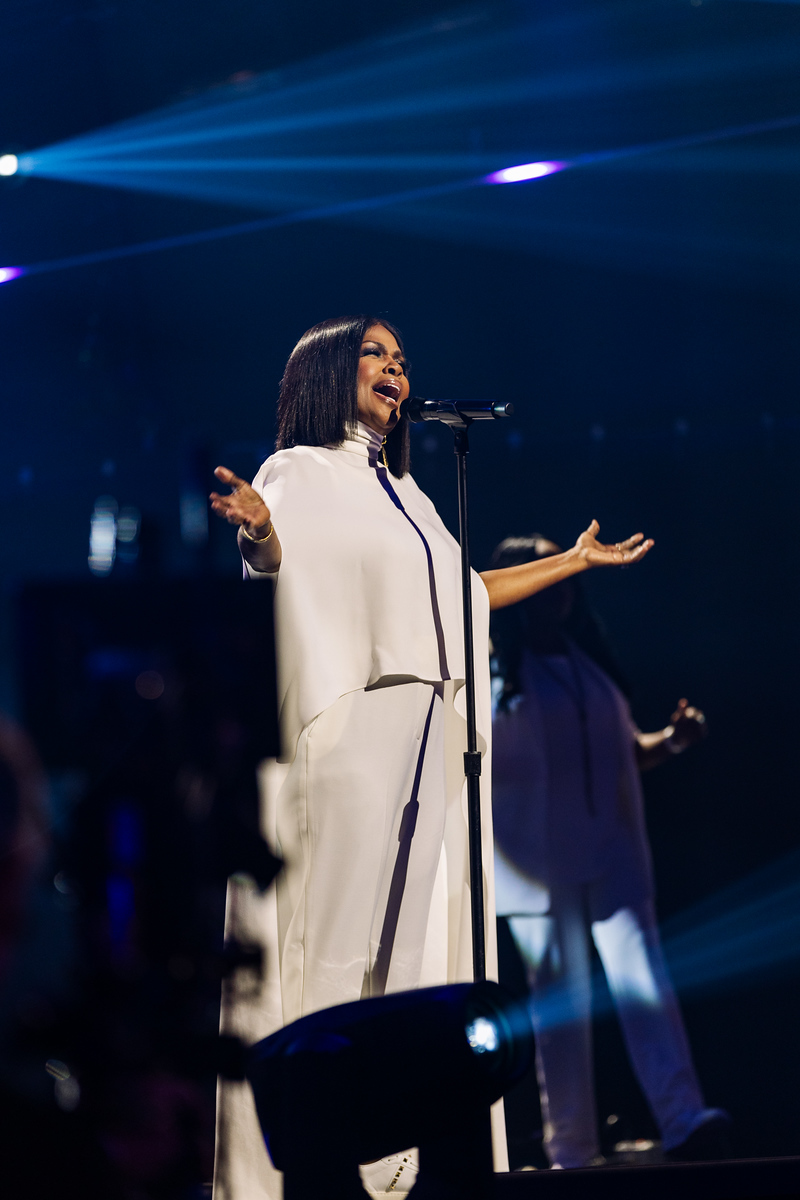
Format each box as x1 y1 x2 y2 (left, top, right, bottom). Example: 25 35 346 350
333 421 385 464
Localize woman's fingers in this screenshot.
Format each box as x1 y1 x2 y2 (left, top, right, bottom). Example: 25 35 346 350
209 492 236 513
680 701 706 725
603 539 650 561
574 522 652 570
214 465 247 489
210 469 271 531
594 536 653 564
210 495 242 525
622 538 654 559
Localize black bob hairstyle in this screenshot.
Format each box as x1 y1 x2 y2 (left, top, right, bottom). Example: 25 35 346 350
276 315 411 478
489 534 630 708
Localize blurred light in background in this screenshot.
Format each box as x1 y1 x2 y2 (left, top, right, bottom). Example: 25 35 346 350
528 845 800 1035
115 504 141 573
181 444 211 555
0 153 18 176
88 496 117 576
15 0 800 203
486 161 567 185
135 670 165 701
180 492 209 548
0 267 24 284
107 801 143 962
660 846 800 1000
116 505 140 546
0 3 799 286
45 1059 81 1113
12 4 800 213
6 106 800 289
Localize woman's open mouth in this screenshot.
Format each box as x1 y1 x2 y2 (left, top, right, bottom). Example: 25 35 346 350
372 381 402 405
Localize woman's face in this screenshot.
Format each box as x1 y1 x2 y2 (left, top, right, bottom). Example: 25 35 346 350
356 325 410 436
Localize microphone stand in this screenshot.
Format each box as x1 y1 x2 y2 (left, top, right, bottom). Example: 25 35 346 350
452 420 487 983
450 418 494 1181
408 397 511 982
407 400 511 1177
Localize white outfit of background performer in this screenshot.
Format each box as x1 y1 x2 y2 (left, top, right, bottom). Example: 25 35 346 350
493 642 715 1169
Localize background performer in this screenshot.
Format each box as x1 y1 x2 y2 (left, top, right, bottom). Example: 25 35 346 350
209 316 652 1198
490 533 730 1171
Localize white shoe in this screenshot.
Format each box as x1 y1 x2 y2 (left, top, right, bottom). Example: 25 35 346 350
360 1150 419 1194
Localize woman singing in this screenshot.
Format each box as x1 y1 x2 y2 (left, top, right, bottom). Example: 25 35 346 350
210 315 652 1198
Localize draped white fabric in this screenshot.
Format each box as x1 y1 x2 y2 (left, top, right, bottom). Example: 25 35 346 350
214 425 506 1199
246 424 491 762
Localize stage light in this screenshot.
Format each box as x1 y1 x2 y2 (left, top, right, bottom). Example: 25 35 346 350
46 1058 81 1113
247 980 533 1200
0 153 18 176
6 103 799 288
2 0 799 287
517 845 800 1043
16 1 800 218
485 160 567 184
659 845 800 1000
88 495 117 576
116 505 140 545
466 1014 500 1053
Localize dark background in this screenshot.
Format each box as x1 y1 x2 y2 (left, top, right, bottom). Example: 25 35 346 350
1 0 799 1170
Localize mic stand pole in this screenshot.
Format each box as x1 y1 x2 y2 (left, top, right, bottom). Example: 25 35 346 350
406 399 511 1181
408 395 513 979
453 419 496 1183
452 420 486 984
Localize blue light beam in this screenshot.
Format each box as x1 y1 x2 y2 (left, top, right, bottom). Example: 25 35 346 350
526 847 800 1036
0 174 489 284
18 6 799 175
4 111 800 286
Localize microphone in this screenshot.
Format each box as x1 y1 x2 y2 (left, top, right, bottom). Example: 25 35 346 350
404 396 514 426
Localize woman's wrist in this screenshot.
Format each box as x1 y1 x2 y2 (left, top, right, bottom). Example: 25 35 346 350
565 544 592 574
662 724 684 754
241 519 273 542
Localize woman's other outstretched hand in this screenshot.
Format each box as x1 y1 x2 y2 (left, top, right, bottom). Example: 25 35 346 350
481 518 654 610
210 466 281 573
668 697 708 751
574 519 654 568
635 698 708 770
210 466 272 535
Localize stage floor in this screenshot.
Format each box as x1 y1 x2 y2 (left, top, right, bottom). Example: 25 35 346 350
495 1156 800 1199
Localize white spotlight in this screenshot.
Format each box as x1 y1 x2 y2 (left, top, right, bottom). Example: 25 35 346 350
0 154 19 177
89 495 118 576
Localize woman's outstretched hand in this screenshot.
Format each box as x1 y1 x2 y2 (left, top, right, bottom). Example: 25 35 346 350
635 697 707 769
669 697 708 751
210 466 272 536
574 519 654 568
210 466 281 573
481 519 654 611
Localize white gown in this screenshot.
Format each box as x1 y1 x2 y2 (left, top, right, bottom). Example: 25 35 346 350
213 424 504 1199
